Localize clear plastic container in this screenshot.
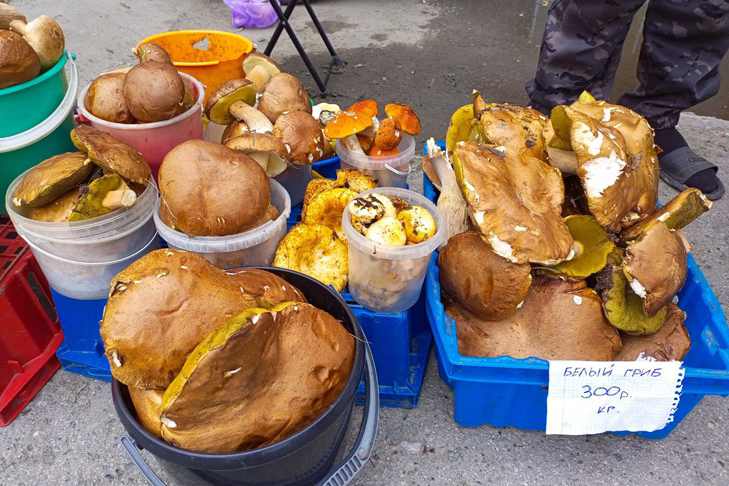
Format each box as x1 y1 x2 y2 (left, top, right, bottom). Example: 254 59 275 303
6 175 159 263
154 179 291 268
336 135 415 188
275 163 313 207
25 231 160 300
76 73 205 178
342 187 445 312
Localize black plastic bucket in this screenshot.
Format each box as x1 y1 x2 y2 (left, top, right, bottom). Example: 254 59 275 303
112 267 379 486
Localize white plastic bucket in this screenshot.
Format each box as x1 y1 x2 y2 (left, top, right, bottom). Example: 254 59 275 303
26 231 160 300
275 163 313 207
342 187 445 312
6 175 159 262
336 135 415 188
154 179 291 269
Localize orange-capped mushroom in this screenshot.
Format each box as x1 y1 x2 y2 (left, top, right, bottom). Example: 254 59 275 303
385 103 421 135
348 99 379 118
323 111 373 140
372 118 401 151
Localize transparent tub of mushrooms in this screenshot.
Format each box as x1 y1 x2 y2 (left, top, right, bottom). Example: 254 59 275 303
430 91 712 362
5 126 159 299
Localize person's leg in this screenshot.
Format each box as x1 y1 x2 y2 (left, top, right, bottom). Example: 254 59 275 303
527 0 646 113
618 0 729 198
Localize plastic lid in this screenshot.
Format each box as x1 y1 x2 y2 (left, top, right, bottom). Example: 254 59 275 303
154 179 291 253
0 52 78 153
335 135 415 173
76 73 205 131
342 187 445 260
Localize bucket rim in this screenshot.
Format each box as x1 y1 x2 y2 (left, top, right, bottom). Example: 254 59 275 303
136 30 254 66
77 73 205 131
0 52 78 153
0 49 69 96
111 266 366 469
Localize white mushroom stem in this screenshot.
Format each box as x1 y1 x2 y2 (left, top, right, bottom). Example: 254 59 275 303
102 187 137 210
247 64 271 92
427 138 469 243
229 101 273 133
0 2 26 29
342 135 365 153
10 15 65 69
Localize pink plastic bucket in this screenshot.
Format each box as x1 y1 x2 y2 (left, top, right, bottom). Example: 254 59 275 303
76 73 205 178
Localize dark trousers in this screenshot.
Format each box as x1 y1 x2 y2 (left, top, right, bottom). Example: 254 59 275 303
527 0 729 129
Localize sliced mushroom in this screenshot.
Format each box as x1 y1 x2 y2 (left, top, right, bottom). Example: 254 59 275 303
242 52 281 92
258 73 311 123
225 132 288 177
621 188 712 241
616 304 690 361
452 141 573 265
71 125 151 185
9 15 64 70
273 111 325 165
205 79 257 125
623 222 687 317
0 30 40 88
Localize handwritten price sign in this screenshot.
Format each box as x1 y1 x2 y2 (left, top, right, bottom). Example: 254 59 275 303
546 361 685 435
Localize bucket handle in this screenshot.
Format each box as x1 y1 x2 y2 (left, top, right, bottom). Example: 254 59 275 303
120 341 379 486
385 155 422 178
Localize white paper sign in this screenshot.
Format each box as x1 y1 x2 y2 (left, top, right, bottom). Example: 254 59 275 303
546 360 685 435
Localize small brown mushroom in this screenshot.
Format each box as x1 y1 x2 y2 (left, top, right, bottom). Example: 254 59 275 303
205 78 257 125
0 30 40 88
85 73 135 124
133 43 171 64
123 61 185 123
257 73 311 123
225 132 288 177
273 111 326 165
228 100 272 133
9 15 65 70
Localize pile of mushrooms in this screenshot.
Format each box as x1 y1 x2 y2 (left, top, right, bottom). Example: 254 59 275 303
85 43 195 124
431 91 712 362
0 4 65 88
11 125 151 222
201 52 329 177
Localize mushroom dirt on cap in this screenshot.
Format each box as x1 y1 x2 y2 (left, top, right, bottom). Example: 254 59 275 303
100 249 305 389
71 125 151 185
158 302 354 453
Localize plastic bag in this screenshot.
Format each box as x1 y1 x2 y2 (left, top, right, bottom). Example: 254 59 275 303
224 0 279 29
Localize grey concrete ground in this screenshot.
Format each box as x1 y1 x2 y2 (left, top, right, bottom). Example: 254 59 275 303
3 1 729 485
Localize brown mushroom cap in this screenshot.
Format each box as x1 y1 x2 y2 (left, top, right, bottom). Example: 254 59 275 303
205 78 257 125
129 387 163 438
258 73 311 123
100 249 306 389
12 152 93 209
451 277 622 360
273 111 325 165
623 222 687 317
85 73 135 124
226 132 288 176
439 231 532 321
159 302 353 453
123 61 185 123
158 140 270 236
0 30 41 89
616 304 690 361
9 15 65 70
71 125 151 185
134 43 171 64
453 142 573 265
473 93 546 159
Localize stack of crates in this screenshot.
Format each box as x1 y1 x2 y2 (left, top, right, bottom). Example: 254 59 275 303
0 217 63 426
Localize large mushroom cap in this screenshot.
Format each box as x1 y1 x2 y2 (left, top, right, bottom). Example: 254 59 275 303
205 78 257 125
158 140 270 236
623 222 687 317
439 231 532 321
303 187 358 240
0 30 41 89
71 125 151 185
273 223 349 292
273 111 325 165
85 73 135 124
225 132 288 177
323 110 373 140
100 249 306 389
616 304 690 361
258 73 311 123
452 277 622 360
159 302 354 453
453 141 573 265
473 93 546 159
10 15 64 70
25 189 81 223
12 152 93 209
123 61 185 123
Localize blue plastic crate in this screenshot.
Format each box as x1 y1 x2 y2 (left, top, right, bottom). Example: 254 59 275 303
423 177 729 438
51 289 111 382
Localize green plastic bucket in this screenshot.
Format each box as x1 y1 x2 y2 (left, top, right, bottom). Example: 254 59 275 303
0 53 78 214
0 51 71 137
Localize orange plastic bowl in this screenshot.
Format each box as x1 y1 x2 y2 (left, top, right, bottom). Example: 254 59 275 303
136 30 254 103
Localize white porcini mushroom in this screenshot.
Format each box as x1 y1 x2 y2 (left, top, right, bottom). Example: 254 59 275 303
229 100 273 133
10 15 65 69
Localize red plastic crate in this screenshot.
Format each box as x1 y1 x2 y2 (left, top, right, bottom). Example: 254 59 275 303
0 217 63 426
